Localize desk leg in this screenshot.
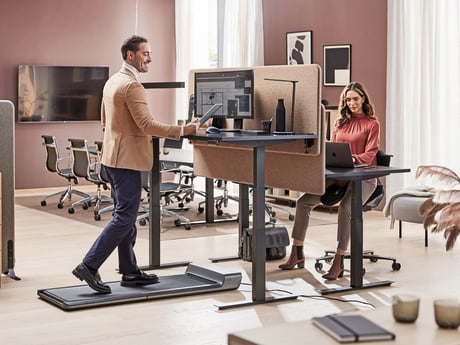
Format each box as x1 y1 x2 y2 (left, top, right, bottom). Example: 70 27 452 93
252 146 266 301
320 180 393 295
205 178 214 223
141 138 190 271
217 147 297 309
209 183 248 263
350 180 364 288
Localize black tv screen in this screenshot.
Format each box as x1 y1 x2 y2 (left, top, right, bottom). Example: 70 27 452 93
17 65 109 122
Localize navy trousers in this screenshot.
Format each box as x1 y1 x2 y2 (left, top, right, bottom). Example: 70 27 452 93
83 166 142 274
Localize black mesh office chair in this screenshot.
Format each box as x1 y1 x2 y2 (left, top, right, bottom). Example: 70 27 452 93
67 138 112 220
136 170 193 230
40 135 90 208
314 150 402 274
92 140 115 220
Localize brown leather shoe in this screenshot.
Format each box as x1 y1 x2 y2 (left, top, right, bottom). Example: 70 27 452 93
279 245 305 270
322 254 344 280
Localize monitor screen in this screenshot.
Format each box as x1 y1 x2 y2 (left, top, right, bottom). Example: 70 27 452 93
17 65 109 122
194 69 254 122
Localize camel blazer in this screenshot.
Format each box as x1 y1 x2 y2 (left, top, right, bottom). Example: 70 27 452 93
101 66 181 171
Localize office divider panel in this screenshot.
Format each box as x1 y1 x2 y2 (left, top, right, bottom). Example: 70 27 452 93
0 101 16 276
190 65 325 194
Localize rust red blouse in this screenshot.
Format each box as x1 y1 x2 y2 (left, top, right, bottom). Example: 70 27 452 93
331 113 380 166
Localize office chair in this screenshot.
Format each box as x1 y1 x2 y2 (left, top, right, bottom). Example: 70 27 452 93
137 170 193 230
92 140 115 220
66 138 113 220
314 150 402 274
197 180 240 217
246 188 295 225
40 135 90 208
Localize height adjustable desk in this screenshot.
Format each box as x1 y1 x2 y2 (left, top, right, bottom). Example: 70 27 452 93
189 131 317 308
320 166 410 295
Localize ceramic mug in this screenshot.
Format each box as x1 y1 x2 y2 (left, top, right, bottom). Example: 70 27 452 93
261 119 272 134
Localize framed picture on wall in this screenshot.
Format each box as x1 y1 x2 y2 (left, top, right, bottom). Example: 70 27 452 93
286 31 312 65
323 44 351 86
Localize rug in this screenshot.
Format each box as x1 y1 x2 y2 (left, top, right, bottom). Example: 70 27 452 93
15 194 335 241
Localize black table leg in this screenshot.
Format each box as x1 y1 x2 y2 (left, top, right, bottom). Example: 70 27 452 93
141 138 190 271
320 179 393 295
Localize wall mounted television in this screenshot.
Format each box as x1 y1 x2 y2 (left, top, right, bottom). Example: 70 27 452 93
17 65 109 122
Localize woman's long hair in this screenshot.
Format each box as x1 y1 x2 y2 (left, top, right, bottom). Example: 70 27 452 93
336 82 377 129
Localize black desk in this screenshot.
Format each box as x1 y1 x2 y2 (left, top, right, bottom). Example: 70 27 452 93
188 132 317 308
144 138 244 270
320 166 410 295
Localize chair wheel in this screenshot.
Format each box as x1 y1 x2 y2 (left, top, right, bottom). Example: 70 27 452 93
174 219 181 227
198 206 204 213
392 262 401 271
82 203 90 210
288 215 295 221
94 214 101 221
370 258 378 263
57 203 64 209
184 224 191 230
217 209 223 216
68 208 75 214
315 262 323 271
178 202 184 208
41 200 47 206
139 219 147 226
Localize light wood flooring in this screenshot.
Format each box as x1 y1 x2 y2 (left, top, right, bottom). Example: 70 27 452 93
1 187 459 345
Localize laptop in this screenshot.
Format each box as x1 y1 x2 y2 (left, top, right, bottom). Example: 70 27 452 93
325 142 368 168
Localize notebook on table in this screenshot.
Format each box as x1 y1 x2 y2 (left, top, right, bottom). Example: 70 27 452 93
325 142 368 168
312 314 395 343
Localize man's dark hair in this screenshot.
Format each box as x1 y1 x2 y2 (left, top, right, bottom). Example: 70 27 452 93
121 35 148 60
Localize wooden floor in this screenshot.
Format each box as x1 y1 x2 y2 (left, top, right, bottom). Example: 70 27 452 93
1 187 459 345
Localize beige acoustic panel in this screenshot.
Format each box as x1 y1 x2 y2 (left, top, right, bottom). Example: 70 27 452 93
0 101 15 273
193 142 324 194
191 65 325 195
189 65 322 156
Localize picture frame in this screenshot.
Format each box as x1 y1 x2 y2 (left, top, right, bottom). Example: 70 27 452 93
323 44 351 86
286 30 312 65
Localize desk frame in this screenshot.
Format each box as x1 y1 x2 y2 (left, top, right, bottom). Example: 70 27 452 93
320 166 410 295
189 132 316 308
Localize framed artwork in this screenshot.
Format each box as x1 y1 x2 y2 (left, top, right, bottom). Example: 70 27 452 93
286 31 312 65
323 44 351 86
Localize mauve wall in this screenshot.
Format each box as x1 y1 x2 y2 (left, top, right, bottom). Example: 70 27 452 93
0 0 176 189
262 0 387 148
1 0 387 189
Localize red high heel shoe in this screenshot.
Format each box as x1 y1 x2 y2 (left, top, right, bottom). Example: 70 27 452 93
322 253 344 280
279 245 305 270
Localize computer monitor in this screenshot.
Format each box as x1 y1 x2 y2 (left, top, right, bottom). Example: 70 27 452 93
194 69 254 129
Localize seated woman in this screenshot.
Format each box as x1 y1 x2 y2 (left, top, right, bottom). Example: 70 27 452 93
279 81 380 280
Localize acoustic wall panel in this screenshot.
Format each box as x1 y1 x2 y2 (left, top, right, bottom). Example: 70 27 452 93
0 101 15 274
